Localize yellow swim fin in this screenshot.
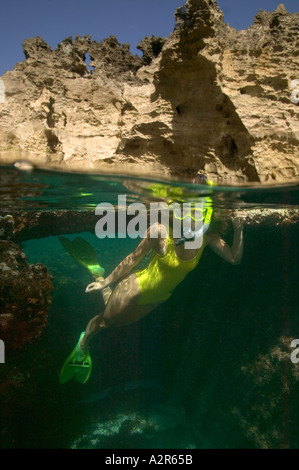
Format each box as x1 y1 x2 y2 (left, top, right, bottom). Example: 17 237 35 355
59 332 92 384
59 236 105 278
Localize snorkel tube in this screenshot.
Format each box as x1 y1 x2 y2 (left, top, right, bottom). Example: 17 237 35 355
175 216 211 246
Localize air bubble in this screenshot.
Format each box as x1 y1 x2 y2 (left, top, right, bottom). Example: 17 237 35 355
14 160 34 172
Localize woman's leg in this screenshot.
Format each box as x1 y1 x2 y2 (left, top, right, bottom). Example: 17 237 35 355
80 274 156 350
94 276 112 306
79 280 112 347
101 284 112 306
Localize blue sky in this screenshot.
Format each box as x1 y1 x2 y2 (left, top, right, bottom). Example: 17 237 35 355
0 0 298 76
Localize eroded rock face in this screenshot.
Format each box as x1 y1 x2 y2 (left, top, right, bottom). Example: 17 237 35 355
0 0 298 183
0 240 53 350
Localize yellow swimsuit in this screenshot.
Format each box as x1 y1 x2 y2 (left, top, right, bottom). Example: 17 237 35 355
135 234 205 305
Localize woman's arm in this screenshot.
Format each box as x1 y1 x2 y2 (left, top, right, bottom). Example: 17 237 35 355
86 223 162 292
206 215 244 265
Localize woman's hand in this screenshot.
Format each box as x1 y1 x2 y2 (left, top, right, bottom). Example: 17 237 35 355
232 211 246 230
85 278 107 293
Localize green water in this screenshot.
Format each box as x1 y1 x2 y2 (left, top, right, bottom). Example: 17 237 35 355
0 165 298 449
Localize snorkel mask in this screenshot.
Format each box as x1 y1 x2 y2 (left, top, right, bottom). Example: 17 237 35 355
171 200 213 247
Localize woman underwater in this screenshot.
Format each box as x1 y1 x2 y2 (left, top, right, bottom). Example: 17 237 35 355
59 204 244 384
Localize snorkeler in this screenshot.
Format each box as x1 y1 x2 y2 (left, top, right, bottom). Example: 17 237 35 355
59 206 244 384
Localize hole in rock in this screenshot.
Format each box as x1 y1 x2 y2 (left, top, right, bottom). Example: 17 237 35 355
84 53 94 73
175 105 184 116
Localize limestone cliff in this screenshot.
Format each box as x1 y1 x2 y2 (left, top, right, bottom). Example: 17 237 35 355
0 0 298 183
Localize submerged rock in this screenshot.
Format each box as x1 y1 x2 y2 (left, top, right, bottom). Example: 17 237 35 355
0 210 97 243
0 206 297 244
0 0 298 183
0 240 53 350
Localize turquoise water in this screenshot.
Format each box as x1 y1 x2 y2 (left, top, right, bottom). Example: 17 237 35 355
0 164 298 449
